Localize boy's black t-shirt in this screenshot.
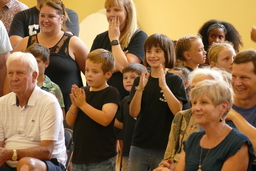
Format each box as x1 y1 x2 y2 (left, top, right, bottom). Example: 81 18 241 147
72 86 121 164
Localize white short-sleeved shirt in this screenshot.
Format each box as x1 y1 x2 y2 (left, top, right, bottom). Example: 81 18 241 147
0 86 66 167
0 20 12 54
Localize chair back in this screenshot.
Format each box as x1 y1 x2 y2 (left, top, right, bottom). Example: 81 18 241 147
64 128 73 169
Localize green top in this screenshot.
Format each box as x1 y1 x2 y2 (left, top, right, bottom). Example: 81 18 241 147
38 75 65 108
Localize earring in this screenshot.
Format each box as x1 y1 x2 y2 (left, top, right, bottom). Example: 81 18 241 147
219 118 223 122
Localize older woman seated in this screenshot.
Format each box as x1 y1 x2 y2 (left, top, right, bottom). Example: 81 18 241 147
175 80 255 171
154 68 228 171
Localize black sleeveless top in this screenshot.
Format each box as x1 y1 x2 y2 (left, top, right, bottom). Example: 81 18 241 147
27 32 83 112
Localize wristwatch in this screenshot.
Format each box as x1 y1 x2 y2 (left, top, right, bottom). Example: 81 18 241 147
111 40 120 46
12 149 17 161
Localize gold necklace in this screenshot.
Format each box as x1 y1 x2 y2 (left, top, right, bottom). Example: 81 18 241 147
198 147 211 171
198 124 226 171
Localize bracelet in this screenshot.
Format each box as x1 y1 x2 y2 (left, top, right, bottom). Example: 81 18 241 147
69 110 77 115
135 86 144 91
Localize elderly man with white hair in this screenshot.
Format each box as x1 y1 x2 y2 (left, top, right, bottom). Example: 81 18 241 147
0 52 66 171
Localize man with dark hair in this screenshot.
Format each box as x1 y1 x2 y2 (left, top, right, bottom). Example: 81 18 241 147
227 49 256 169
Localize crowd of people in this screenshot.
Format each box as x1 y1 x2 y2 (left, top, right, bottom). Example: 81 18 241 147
1 0 256 171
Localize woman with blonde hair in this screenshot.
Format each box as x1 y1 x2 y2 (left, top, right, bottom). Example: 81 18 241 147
91 0 148 99
154 67 225 171
175 80 254 171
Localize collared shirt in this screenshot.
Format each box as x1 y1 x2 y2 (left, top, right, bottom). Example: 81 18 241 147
0 86 66 167
38 75 65 108
0 0 28 33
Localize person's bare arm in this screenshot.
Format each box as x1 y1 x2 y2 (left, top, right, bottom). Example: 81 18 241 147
0 140 55 166
159 65 182 115
111 46 141 72
153 159 175 171
66 85 79 126
13 37 29 52
175 150 186 171
3 76 11 95
108 16 141 72
9 35 23 50
71 85 118 126
69 36 89 74
0 52 9 96
66 104 79 127
226 108 256 152
0 141 4 147
80 102 118 127
129 87 143 118
221 143 249 171
114 119 123 129
129 71 149 118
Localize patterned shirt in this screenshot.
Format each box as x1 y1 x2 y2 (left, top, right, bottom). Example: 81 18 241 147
38 75 65 108
164 109 199 163
0 0 28 33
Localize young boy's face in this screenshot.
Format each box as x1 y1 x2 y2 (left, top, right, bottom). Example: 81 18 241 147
123 71 139 92
85 60 111 91
36 57 49 76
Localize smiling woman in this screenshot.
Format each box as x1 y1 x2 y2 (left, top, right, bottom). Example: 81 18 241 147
90 0 148 99
175 80 255 171
13 0 89 116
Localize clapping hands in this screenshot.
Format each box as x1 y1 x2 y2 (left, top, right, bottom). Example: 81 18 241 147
137 67 150 90
70 84 86 108
159 64 167 90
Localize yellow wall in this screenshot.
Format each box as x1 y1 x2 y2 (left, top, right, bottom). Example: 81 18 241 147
20 0 256 50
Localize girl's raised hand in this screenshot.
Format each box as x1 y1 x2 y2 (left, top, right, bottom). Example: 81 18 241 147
159 64 167 89
138 67 150 90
